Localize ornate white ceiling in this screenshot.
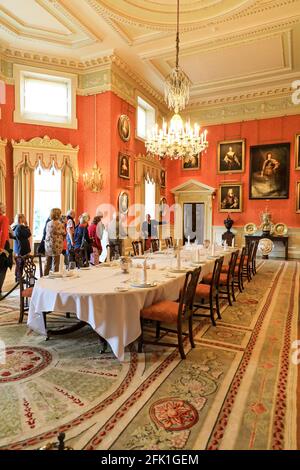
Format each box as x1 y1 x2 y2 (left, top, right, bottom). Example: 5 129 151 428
0 0 300 121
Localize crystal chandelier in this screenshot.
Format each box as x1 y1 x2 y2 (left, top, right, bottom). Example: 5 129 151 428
146 0 208 160
83 95 104 192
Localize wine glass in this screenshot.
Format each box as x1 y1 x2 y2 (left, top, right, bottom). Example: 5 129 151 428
68 261 76 271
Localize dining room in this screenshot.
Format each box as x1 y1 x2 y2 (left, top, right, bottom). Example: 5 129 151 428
0 0 300 456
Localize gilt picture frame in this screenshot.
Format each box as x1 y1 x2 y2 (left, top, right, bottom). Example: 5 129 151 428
249 143 290 199
219 183 243 213
118 152 130 179
118 115 131 142
218 139 245 174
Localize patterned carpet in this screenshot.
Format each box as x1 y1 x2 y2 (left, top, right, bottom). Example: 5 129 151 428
0 260 298 450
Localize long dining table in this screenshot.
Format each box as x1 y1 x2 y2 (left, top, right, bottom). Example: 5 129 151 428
27 248 234 361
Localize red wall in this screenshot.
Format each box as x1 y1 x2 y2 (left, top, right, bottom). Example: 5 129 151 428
166 116 300 228
1 82 300 229
0 85 144 223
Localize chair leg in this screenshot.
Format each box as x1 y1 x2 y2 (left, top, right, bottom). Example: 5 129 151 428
188 316 195 348
19 297 24 323
66 312 71 319
238 274 243 293
216 294 222 320
177 323 186 359
247 264 251 282
227 282 232 306
156 321 160 339
210 297 217 326
138 319 143 353
231 281 236 302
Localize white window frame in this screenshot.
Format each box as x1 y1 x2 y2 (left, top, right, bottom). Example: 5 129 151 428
13 64 78 129
136 94 156 142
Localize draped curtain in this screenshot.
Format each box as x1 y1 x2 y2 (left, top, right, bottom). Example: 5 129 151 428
61 163 77 214
14 163 34 229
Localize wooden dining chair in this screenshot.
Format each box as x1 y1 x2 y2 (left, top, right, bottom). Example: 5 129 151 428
242 241 256 283
217 250 239 305
230 246 246 293
151 239 160 252
19 255 39 324
193 256 224 326
132 240 144 256
165 237 173 248
138 267 201 359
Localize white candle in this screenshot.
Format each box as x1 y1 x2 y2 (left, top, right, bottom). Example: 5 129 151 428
106 245 110 263
196 248 200 263
211 244 215 256
59 254 65 274
159 240 162 251
140 259 147 284
231 237 235 247
224 240 227 251
138 243 142 256
187 236 190 245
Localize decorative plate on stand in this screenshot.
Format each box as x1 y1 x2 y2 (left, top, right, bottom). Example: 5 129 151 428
244 223 257 235
274 223 288 236
258 238 274 256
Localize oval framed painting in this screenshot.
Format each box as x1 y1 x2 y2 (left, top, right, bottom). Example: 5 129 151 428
119 191 129 215
118 115 131 142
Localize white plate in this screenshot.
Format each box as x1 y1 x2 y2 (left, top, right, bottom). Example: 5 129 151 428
165 274 177 278
130 282 157 288
114 287 129 292
80 267 91 270
207 255 219 259
48 273 63 279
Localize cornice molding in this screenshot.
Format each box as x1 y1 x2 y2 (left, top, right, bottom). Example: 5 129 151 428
11 135 79 152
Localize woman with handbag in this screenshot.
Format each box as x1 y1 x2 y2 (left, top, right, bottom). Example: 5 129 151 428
44 208 66 276
11 213 31 282
0 202 11 298
74 213 92 266
88 215 103 265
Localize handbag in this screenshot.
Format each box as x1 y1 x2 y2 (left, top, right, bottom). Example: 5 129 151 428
80 229 93 255
0 241 13 270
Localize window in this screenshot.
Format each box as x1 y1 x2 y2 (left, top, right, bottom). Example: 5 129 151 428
14 65 77 129
33 168 61 241
137 96 155 140
145 179 156 219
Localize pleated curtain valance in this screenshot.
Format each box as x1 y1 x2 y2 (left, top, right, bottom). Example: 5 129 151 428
12 135 79 182
0 138 7 205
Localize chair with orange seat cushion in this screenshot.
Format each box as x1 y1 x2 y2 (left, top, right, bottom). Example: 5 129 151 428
18 255 39 324
132 240 144 256
217 250 239 305
151 239 160 253
193 256 224 326
222 246 246 293
242 241 256 283
138 267 201 359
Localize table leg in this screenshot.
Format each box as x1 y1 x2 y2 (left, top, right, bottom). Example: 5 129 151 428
285 240 288 260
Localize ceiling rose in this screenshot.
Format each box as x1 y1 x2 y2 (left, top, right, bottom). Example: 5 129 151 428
93 0 254 30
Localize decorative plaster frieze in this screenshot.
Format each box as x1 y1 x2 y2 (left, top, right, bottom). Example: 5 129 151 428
11 135 79 152
184 93 300 125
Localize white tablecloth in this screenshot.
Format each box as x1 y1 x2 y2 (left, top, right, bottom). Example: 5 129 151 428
27 249 233 360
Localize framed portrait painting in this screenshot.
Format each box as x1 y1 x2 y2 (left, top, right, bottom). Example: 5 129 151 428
119 191 129 215
118 115 130 142
249 143 290 199
295 134 300 170
118 152 130 179
219 183 242 213
160 169 166 188
182 154 200 170
297 182 300 213
218 139 245 173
